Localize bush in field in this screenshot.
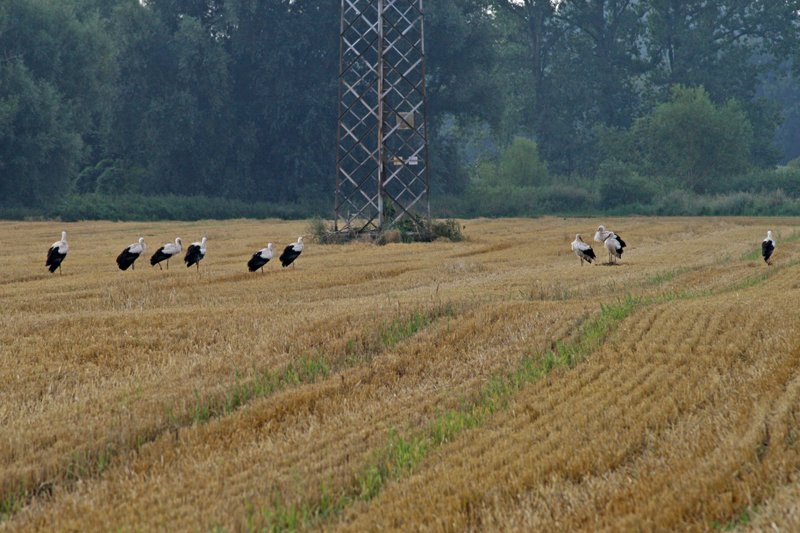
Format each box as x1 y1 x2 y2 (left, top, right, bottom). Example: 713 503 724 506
372 219 464 245
376 229 403 245
306 216 329 243
306 217 349 244
429 219 465 241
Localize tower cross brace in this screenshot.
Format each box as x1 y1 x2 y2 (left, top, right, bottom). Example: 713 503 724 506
335 0 430 234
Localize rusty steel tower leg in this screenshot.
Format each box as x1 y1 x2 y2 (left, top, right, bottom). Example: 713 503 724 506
335 0 430 235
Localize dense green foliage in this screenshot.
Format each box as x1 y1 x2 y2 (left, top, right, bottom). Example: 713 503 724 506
636 86 753 191
594 86 755 193
1 0 799 219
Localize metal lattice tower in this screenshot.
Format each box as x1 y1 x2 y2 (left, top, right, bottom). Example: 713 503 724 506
335 0 430 234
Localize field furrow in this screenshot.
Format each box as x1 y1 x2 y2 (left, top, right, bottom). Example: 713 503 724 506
1 217 799 532
328 274 800 532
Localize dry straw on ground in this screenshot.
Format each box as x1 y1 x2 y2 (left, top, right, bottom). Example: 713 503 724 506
1 217 799 532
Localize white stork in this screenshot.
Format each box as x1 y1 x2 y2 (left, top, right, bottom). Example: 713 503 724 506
279 237 304 268
248 243 273 273
604 235 624 264
46 231 68 274
150 237 182 270
184 237 207 271
116 237 146 271
594 225 627 264
571 234 596 266
762 231 775 265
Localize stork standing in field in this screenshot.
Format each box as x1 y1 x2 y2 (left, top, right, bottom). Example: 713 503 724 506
279 237 304 268
116 238 146 271
571 234 596 266
248 243 273 273
46 231 68 274
184 237 207 271
604 234 624 264
594 225 627 264
762 231 775 265
150 237 182 270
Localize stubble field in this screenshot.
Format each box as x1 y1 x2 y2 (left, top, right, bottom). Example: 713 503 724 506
1 216 800 533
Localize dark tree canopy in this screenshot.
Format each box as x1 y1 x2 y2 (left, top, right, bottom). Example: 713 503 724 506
1 0 799 214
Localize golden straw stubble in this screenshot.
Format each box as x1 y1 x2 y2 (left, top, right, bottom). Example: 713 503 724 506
0 216 798 532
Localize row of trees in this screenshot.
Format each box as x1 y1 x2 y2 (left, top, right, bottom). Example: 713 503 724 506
1 0 799 213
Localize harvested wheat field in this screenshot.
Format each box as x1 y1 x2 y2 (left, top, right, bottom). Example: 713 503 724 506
2 216 800 533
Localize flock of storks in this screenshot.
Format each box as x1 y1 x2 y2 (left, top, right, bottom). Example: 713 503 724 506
45 232 304 274
43 224 777 275
571 225 776 266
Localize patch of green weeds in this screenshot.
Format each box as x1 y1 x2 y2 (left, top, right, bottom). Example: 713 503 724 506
728 271 772 292
187 303 460 429
247 293 650 532
0 488 23 522
378 311 429 348
740 248 762 261
711 504 761 531
377 303 459 349
643 266 689 286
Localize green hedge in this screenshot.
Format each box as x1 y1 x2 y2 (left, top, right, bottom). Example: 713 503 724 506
3 172 800 222
31 194 327 222
440 182 800 219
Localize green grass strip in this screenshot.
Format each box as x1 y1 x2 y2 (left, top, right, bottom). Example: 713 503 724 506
238 293 654 532
188 304 457 426
378 310 431 348
1 306 455 524
740 248 763 261
235 259 788 532
643 266 690 287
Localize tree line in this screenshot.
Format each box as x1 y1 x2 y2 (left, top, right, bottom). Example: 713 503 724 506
1 0 799 219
